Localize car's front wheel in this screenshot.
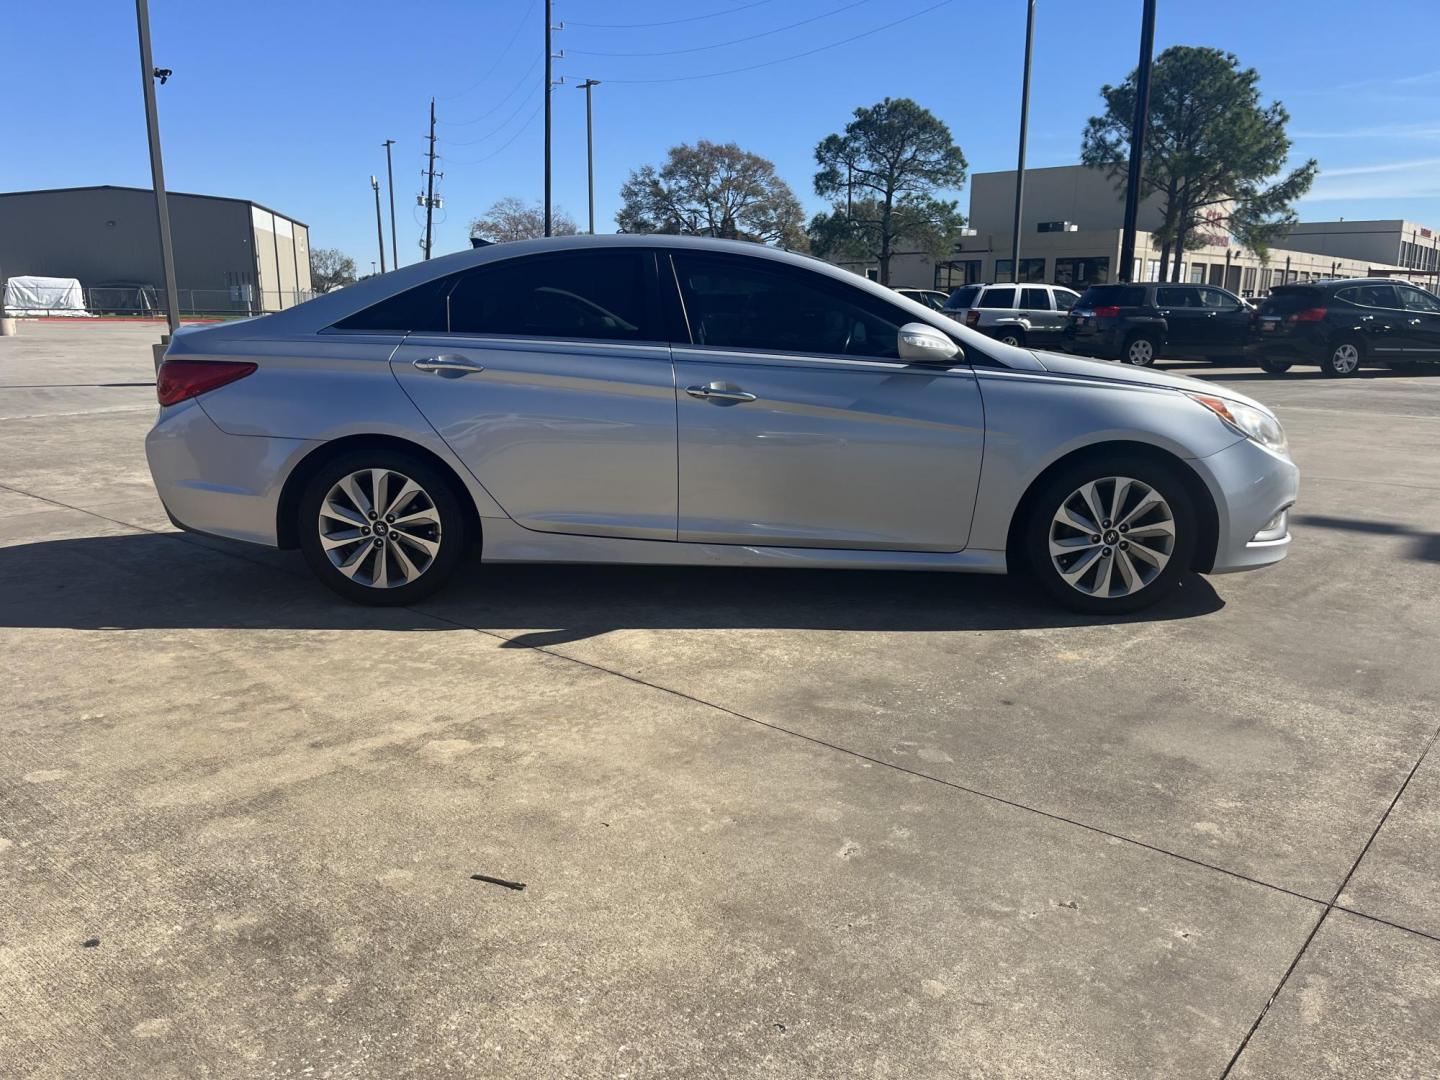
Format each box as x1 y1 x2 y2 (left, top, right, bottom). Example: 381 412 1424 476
298 450 467 605
1023 456 1197 614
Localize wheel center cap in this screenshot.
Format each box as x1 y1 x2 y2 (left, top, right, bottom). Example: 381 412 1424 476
374 522 389 535
1103 529 1119 545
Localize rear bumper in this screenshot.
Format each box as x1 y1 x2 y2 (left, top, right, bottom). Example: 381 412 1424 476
145 399 317 548
1191 437 1299 574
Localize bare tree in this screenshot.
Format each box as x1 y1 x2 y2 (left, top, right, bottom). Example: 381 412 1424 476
470 197 579 243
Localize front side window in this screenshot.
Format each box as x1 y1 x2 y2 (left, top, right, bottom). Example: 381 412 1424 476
1198 288 1240 310
672 254 904 360
1054 288 1081 310
333 250 653 340
978 287 1016 310
1399 286 1440 313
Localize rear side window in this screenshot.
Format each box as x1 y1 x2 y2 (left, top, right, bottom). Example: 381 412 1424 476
943 286 980 310
1020 287 1050 311
1078 285 1144 308
978 287 1016 309
1352 284 1401 310
332 250 653 340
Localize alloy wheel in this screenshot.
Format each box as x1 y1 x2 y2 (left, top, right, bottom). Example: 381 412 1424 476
317 468 442 589
1126 338 1155 365
1048 476 1175 598
1330 342 1360 374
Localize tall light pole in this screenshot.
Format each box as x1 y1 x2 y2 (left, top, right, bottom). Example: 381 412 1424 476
134 0 179 337
1009 0 1036 286
1118 0 1157 283
371 175 387 273
382 139 398 268
576 79 600 234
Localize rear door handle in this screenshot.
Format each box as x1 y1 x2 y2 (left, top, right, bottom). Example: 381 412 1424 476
1409 318 1424 326
685 383 757 403
414 355 485 375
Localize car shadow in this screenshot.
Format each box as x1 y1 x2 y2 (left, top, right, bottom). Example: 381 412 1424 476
0 532 1224 637
1294 513 1440 563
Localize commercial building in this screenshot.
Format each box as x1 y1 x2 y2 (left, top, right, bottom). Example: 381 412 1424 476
0 185 312 314
838 165 1428 298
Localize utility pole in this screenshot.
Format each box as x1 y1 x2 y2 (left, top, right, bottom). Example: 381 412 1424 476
134 0 179 338
371 175 387 273
544 0 564 236
576 79 600 234
382 139 399 269
1009 0 1036 286
422 98 440 260
1118 0 1157 283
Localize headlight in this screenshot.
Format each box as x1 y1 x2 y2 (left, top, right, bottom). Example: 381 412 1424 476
1186 393 1288 456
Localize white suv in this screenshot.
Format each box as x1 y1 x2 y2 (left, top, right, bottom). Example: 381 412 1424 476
941 282 1082 349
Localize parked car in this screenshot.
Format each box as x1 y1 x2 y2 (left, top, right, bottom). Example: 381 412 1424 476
940 282 1082 348
1062 282 1252 366
893 287 950 311
146 235 1296 615
1251 278 1440 376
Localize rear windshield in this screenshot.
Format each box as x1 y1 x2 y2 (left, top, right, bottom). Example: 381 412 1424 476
1078 285 1145 308
1259 286 1324 316
943 285 980 310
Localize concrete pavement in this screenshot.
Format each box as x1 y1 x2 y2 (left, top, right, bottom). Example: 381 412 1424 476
2 321 1437 1078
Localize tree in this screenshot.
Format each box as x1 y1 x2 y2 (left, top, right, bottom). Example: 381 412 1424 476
812 98 967 285
470 196 578 243
616 140 806 247
309 248 356 293
1081 46 1317 282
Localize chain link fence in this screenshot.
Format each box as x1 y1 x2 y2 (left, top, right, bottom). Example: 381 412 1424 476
4 284 314 318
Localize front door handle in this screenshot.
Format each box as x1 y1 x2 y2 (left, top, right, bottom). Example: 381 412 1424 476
1409 318 1424 326
414 355 485 375
685 383 757 403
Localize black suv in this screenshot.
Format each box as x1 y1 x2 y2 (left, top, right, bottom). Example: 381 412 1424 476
1062 282 1252 366
1251 278 1440 376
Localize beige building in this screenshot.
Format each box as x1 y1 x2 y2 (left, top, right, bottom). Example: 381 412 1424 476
835 165 1427 298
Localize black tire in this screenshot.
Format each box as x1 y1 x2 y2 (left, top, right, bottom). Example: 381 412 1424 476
1319 337 1363 377
1022 454 1198 615
1122 332 1159 366
995 327 1026 348
298 449 469 606
1258 356 1293 374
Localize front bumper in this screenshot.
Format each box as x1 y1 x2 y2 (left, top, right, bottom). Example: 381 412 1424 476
145 399 317 548
1191 436 1299 574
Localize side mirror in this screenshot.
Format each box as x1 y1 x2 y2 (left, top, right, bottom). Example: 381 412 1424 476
898 321 961 364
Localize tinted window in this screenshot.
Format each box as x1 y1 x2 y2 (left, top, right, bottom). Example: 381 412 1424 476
1399 286 1440 313
447 251 650 340
978 287 1016 309
1054 288 1081 310
1155 286 1194 308
1354 284 1401 309
1077 285 1144 308
1198 288 1240 310
1261 286 1324 316
943 286 980 310
672 253 904 360
333 250 652 339
1020 288 1050 311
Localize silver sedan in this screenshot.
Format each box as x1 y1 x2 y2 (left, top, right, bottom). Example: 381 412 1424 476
146 235 1297 613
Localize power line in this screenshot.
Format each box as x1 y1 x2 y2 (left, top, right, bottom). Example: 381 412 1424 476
442 54 542 126
571 0 875 58
445 100 545 167
444 82 541 146
567 0 775 30
436 0 538 100
594 0 955 85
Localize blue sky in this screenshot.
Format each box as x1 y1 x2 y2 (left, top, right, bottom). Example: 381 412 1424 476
4 0 1439 269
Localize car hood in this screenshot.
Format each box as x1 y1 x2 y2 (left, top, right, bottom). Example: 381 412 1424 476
1029 350 1274 416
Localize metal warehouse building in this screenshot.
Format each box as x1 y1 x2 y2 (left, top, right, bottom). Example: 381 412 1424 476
0 185 312 315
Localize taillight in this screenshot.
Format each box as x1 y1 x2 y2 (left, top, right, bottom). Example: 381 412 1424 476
964 310 980 327
1092 305 1121 318
156 359 257 405
1288 307 1327 323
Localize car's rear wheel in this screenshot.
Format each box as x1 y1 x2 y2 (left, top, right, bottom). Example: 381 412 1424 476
1024 456 1197 614
996 328 1026 347
1320 338 1363 377
1258 356 1293 374
1123 333 1158 366
298 450 467 605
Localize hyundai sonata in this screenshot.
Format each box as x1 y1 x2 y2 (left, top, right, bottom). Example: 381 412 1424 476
146 236 1297 614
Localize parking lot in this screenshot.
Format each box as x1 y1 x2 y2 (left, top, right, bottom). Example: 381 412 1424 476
2 320 1437 1078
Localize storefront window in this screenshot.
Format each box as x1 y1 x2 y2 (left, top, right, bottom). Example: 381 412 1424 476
1189 263 1206 284
935 260 982 290
1053 257 1110 287
995 258 1046 283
